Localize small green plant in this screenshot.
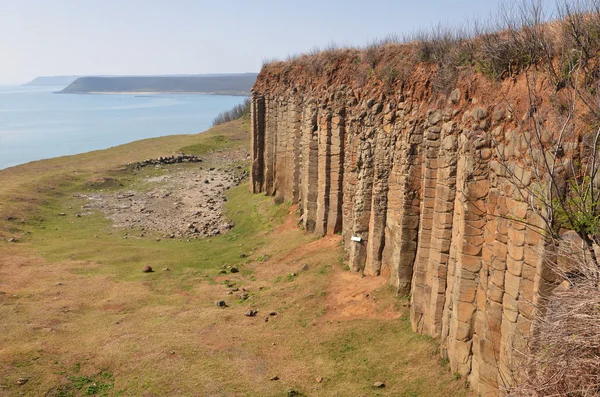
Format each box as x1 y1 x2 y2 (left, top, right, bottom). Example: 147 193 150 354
438 357 450 368
319 265 332 274
286 273 297 282
67 372 114 396
453 372 462 381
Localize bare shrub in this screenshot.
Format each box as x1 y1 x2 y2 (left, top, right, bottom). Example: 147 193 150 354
212 98 251 126
510 242 600 396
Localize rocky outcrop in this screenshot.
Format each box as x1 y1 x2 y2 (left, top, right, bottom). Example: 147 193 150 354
250 54 558 395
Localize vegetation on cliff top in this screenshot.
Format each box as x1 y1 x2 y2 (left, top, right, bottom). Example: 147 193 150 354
212 97 251 126
260 1 600 95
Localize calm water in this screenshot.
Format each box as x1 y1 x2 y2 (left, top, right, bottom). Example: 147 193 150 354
0 86 247 170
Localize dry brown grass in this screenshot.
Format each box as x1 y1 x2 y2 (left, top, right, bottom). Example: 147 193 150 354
0 120 471 396
511 242 600 397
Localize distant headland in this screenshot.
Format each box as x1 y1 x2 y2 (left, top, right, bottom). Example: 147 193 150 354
23 76 82 87
57 74 258 95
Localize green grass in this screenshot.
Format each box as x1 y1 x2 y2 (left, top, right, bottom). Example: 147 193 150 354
23 180 287 282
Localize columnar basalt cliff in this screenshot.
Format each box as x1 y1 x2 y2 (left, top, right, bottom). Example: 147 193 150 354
250 48 562 395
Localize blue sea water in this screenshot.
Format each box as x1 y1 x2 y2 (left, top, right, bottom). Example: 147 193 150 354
0 86 248 170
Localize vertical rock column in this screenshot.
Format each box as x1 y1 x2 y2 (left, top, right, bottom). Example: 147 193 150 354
291 96 303 203
300 101 319 232
327 109 345 234
365 128 394 276
422 124 458 337
470 185 507 394
274 98 288 198
446 135 490 378
497 189 533 389
250 94 265 193
342 115 359 262
411 110 443 332
315 110 332 236
382 115 423 295
264 96 278 196
348 123 375 272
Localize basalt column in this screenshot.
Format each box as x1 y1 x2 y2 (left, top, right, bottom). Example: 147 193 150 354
365 128 394 276
315 111 332 236
443 131 491 384
300 102 319 232
382 116 423 295
264 95 278 196
327 110 345 234
411 110 444 332
250 94 265 193
347 124 375 272
417 120 458 338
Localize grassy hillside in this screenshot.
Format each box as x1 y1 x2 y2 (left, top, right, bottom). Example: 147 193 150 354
0 119 470 396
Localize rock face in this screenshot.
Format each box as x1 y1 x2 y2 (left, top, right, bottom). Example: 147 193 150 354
250 57 559 395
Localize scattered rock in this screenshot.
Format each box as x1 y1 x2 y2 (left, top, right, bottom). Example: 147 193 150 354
142 265 154 273
269 311 278 316
7 238 16 243
239 293 249 301
230 267 239 273
245 309 258 317
264 316 269 322
162 267 170 271
373 381 386 388
287 390 299 397
127 154 203 169
269 375 279 381
58 213 66 216
16 378 28 386
316 376 323 383
239 253 248 258
301 264 309 271
215 300 227 308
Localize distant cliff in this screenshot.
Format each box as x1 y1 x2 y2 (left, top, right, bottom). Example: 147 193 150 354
60 74 258 95
23 76 81 87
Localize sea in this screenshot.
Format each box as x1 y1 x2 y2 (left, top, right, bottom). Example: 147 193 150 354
0 85 248 170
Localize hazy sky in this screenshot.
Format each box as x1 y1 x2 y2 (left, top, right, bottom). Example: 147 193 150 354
0 0 556 84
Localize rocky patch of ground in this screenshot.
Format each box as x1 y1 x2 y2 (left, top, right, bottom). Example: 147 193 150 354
76 164 248 238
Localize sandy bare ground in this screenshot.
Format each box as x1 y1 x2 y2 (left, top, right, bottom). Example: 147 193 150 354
76 163 248 238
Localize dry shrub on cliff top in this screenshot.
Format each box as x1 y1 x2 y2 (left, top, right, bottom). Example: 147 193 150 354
510 243 600 397
258 0 600 95
212 97 251 126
